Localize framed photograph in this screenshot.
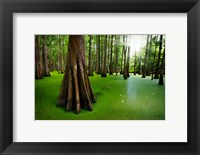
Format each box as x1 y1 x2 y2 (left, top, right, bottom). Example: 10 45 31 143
0 0 200 154
34 34 166 120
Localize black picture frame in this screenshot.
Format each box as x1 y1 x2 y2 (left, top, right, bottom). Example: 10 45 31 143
0 0 200 154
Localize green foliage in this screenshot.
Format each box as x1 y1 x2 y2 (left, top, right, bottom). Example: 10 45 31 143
35 71 165 120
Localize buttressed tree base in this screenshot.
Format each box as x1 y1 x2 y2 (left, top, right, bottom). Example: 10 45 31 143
57 35 96 114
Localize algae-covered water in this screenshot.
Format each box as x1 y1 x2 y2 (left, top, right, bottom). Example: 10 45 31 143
35 71 165 120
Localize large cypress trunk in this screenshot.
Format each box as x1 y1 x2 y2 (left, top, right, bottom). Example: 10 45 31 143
43 35 51 76
158 47 165 85
154 35 163 79
58 35 96 114
101 35 107 77
142 35 149 78
35 36 43 79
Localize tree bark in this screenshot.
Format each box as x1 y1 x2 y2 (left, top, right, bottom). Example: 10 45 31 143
126 46 130 78
146 35 152 76
35 35 43 79
109 35 114 75
120 37 124 75
58 35 96 114
142 35 149 78
151 35 158 80
134 51 137 75
123 35 128 79
107 35 110 73
58 35 64 74
96 35 101 74
101 35 107 77
154 35 163 79
139 48 142 75
42 35 51 76
115 35 119 75
158 47 165 85
62 36 66 73
88 35 94 76
100 36 104 74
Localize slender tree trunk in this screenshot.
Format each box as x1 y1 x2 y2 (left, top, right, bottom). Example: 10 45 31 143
88 35 94 76
43 35 51 76
35 35 43 79
96 35 101 74
158 47 165 85
109 35 114 75
55 37 59 72
139 48 142 75
58 35 96 114
123 47 127 79
154 35 163 79
100 36 104 74
101 35 107 77
62 36 67 72
107 35 110 73
58 35 63 74
151 35 158 80
115 35 119 75
62 36 66 73
142 35 149 78
134 51 137 75
127 46 130 78
120 39 124 75
54 56 56 71
123 35 128 79
146 35 152 76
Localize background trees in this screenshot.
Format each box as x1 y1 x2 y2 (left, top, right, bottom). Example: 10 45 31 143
35 34 165 83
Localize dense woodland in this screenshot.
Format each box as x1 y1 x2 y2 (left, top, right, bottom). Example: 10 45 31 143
35 35 165 114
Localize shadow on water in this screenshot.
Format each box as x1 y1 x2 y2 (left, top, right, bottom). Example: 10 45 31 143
94 92 102 100
101 84 112 90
